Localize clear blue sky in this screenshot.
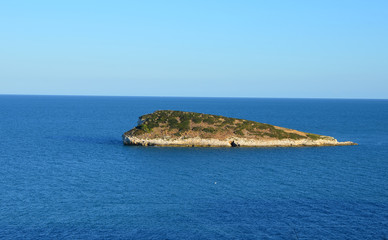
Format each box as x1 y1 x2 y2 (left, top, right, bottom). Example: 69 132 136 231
1 0 387 98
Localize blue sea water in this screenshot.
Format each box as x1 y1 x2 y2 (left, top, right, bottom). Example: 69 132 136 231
0 95 387 239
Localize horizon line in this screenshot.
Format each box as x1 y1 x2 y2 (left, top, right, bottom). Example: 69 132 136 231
0 93 387 100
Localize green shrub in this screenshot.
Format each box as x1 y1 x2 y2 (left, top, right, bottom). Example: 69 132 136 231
203 127 216 133
288 133 304 140
168 118 179 129
140 124 151 133
146 121 159 129
306 133 321 140
203 117 216 124
178 120 190 132
192 116 202 123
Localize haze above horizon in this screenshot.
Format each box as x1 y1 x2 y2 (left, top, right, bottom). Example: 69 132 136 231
1 1 387 99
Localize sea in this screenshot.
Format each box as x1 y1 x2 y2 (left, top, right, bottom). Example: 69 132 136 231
0 95 387 239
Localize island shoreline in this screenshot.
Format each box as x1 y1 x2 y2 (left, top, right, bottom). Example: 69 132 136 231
122 135 357 148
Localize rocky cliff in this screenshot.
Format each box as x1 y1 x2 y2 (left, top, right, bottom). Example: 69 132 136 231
122 110 356 147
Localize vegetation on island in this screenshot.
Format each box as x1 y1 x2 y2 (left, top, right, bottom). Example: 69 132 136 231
125 110 329 141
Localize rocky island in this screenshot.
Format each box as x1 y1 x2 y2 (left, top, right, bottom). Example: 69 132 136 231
122 110 356 147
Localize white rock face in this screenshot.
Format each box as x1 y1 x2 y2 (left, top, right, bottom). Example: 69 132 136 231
122 135 356 147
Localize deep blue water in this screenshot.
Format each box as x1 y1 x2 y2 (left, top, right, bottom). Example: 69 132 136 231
1 95 387 239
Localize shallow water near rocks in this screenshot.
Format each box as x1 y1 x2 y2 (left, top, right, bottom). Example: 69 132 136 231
1 95 387 239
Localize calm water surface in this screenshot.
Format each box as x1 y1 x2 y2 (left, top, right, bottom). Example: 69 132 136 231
0 95 387 239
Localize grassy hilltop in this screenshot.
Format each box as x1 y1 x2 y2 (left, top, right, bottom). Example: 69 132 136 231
124 110 329 141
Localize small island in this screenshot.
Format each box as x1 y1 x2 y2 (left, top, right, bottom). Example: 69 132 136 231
122 110 357 147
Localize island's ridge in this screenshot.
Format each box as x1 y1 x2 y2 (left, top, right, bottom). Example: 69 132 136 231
122 110 357 147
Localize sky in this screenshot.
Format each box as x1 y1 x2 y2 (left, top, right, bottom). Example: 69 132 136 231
0 0 387 98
